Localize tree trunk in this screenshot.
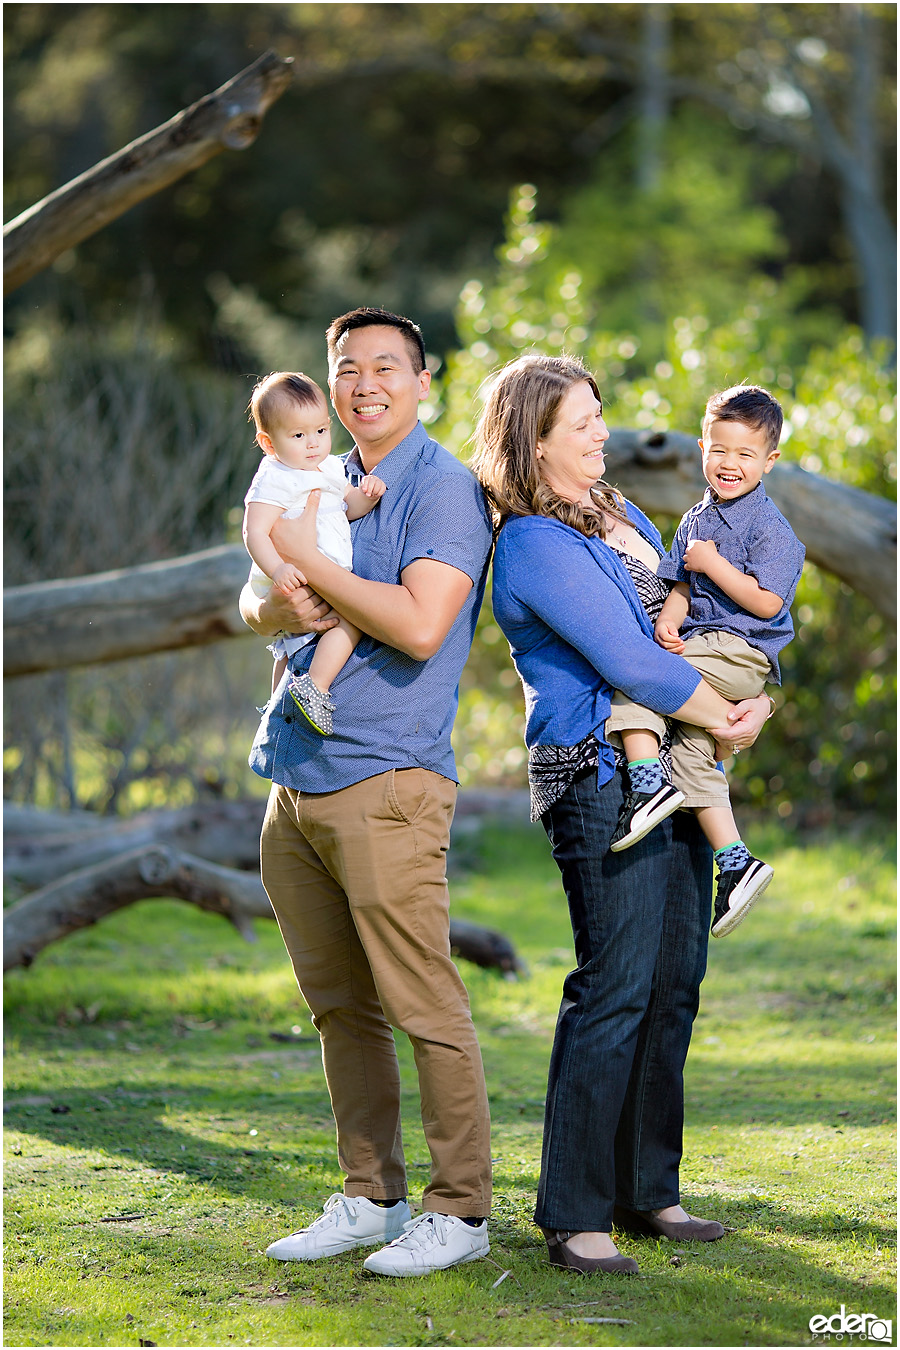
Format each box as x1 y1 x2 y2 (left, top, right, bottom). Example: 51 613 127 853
2 800 527 977
4 51 294 295
4 799 267 892
3 845 273 970
3 436 894 680
4 545 250 678
635 4 670 193
3 848 522 977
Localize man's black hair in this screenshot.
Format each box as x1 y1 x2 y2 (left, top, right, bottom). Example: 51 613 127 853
326 307 426 374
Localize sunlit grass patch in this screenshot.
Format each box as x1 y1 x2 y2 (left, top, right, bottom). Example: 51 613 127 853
4 820 895 1347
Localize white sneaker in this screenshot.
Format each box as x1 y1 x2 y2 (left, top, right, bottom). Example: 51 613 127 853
265 1194 411 1261
362 1211 489 1277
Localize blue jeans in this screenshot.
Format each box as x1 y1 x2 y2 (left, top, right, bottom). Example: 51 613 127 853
534 767 712 1233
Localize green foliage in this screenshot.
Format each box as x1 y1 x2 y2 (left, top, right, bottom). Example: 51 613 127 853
436 186 896 815
4 4 896 359
4 822 895 1346
531 109 795 366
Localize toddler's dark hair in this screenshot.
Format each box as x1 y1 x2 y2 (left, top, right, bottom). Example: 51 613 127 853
703 384 783 455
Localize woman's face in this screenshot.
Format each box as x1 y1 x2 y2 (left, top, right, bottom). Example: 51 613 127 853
536 380 609 504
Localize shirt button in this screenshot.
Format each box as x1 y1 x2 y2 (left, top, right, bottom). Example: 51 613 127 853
284 715 293 724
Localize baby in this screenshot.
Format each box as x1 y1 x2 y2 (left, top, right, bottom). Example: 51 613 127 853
242 371 385 735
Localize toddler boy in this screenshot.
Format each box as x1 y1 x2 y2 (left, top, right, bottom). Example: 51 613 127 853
607 385 805 937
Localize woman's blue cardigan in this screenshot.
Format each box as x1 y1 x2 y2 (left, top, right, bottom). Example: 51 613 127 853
491 502 703 790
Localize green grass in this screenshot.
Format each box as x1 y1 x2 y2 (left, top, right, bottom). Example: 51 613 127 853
4 820 896 1347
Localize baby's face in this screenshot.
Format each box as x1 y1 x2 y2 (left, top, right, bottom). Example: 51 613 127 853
261 398 332 470
700 419 779 501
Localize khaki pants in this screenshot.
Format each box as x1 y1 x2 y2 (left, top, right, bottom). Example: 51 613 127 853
606 631 771 808
259 768 492 1217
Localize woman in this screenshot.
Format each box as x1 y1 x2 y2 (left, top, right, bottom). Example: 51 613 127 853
472 354 771 1275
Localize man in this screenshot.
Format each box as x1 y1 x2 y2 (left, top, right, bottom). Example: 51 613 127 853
240 308 493 1276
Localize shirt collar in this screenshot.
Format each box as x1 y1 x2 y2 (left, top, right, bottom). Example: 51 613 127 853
344 420 427 488
701 480 767 528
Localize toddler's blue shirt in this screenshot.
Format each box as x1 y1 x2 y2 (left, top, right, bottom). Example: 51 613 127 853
656 482 805 684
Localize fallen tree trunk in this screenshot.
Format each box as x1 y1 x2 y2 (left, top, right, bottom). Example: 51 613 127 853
3 791 532 893
3 845 271 970
4 51 294 295
3 847 523 977
3 798 528 977
4 440 895 677
4 545 250 678
4 799 267 892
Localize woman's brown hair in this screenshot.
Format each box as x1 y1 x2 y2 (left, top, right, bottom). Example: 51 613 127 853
471 353 629 538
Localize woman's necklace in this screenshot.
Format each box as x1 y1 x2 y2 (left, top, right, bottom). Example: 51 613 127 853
605 515 631 547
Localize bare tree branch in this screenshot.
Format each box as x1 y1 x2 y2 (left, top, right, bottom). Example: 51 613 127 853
4 50 294 295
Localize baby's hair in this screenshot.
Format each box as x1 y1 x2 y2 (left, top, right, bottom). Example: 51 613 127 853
248 371 327 435
703 384 783 456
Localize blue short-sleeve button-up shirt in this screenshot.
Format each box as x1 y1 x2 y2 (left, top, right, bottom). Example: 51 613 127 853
249 421 493 792
656 482 805 684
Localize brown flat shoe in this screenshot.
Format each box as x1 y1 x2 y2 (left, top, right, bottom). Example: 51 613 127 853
542 1229 639 1274
613 1205 725 1242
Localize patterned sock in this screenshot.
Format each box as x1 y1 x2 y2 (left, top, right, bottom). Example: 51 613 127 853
628 758 664 794
714 841 752 872
370 1197 406 1208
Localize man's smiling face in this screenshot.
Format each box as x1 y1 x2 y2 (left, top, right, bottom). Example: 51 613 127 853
700 419 779 501
328 324 431 467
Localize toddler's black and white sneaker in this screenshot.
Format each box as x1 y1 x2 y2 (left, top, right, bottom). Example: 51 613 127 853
711 857 773 937
610 783 685 852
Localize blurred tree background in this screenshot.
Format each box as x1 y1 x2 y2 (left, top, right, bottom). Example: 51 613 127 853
4 2 896 824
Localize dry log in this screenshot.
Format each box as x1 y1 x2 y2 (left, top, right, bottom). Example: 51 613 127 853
4 545 250 678
3 793 533 891
4 799 267 892
3 444 894 679
3 845 271 971
3 801 527 976
4 51 294 295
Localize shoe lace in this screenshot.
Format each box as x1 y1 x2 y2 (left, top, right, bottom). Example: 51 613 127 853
389 1211 452 1251
298 1193 358 1235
